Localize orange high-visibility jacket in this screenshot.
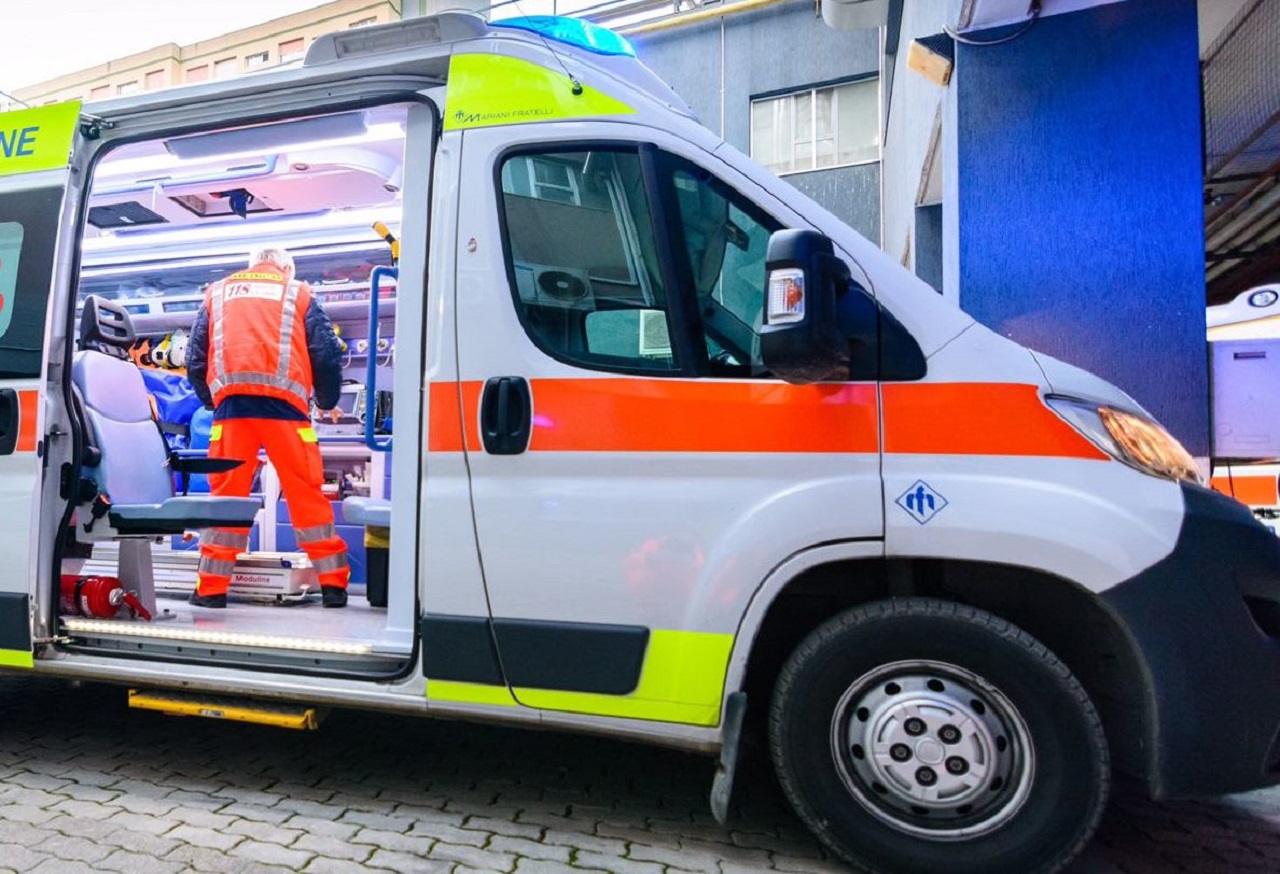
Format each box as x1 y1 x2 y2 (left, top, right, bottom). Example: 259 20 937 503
201 264 318 416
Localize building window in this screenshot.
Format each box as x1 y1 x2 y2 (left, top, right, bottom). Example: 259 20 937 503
349 16 378 28
751 78 880 175
245 51 270 70
89 84 110 100
213 57 237 79
186 65 209 83
144 69 165 90
279 37 305 63
116 81 140 96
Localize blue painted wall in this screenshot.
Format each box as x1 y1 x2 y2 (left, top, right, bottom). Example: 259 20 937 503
634 1 882 241
956 0 1208 453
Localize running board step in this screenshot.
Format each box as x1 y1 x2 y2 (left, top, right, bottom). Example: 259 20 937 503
129 689 324 730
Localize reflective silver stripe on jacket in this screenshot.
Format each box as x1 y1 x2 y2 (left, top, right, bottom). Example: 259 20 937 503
312 553 350 575
197 557 237 578
276 281 302 384
203 529 250 549
215 371 310 408
209 282 226 396
295 523 337 543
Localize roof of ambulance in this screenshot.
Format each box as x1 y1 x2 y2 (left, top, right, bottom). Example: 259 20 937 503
81 12 696 125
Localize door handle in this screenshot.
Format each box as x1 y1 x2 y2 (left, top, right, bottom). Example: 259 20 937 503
480 377 531 455
0 389 19 455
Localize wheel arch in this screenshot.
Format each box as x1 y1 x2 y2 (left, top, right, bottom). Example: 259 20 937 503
728 551 1155 787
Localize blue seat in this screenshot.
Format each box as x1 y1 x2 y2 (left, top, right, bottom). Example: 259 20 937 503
71 296 260 537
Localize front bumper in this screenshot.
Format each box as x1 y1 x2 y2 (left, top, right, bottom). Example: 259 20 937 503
1102 482 1280 798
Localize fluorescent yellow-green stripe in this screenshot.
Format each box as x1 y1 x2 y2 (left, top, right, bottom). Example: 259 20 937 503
0 100 81 177
444 53 635 131
427 680 517 707
518 630 734 726
0 649 33 669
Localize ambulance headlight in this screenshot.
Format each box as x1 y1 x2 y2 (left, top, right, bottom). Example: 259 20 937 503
1047 397 1202 484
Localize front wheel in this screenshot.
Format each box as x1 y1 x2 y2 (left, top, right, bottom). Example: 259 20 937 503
769 598 1109 874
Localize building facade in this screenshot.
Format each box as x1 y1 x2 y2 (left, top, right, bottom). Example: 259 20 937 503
11 0 400 107
627 0 883 243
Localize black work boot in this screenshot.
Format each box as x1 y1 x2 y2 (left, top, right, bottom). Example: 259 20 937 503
189 590 227 608
321 586 348 608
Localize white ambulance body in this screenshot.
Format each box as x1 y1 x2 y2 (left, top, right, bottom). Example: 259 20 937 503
1207 284 1280 523
0 13 1276 874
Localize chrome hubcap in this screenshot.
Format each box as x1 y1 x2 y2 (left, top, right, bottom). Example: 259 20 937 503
831 660 1035 840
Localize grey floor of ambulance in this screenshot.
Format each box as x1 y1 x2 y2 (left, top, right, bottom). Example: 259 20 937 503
0 674 1273 872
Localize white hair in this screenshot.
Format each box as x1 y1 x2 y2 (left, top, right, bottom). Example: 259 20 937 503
250 246 294 274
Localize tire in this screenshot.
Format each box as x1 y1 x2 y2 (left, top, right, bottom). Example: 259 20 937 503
769 597 1109 874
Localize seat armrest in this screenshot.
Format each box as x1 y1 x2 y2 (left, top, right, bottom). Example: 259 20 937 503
171 455 244 495
173 457 242 475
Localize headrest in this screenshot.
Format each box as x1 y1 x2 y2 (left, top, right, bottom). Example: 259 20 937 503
79 296 135 356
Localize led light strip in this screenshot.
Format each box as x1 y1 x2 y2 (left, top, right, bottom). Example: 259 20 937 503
61 618 374 656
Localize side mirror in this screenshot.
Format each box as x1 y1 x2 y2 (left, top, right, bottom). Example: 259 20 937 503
760 229 851 384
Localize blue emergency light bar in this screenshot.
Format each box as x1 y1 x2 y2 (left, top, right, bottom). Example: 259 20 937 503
492 16 636 58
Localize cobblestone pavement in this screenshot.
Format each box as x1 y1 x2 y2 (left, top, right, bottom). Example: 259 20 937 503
0 674 1276 873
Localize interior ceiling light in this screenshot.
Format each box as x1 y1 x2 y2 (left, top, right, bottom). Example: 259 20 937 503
165 112 368 160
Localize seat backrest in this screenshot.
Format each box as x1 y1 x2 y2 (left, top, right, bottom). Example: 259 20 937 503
72 296 172 506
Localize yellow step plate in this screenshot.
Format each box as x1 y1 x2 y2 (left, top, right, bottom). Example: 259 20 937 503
128 689 324 730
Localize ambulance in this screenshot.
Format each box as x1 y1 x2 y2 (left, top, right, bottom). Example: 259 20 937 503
0 12 1276 874
1207 284 1280 524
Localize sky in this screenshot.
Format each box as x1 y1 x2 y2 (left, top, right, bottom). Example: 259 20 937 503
0 1 329 93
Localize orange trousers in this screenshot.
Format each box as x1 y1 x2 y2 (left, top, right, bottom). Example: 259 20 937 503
196 418 350 596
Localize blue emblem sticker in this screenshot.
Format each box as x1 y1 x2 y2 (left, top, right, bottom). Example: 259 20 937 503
896 480 948 525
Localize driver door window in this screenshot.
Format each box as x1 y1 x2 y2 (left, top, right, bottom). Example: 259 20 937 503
664 159 782 378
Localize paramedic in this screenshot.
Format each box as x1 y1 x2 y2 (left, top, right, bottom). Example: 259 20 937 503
186 246 350 608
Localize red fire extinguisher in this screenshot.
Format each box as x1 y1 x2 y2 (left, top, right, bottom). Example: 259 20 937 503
60 575 152 621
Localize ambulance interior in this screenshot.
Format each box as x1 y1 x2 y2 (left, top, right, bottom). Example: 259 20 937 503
61 103 416 676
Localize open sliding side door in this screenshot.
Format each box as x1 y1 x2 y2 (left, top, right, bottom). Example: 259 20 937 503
0 101 82 668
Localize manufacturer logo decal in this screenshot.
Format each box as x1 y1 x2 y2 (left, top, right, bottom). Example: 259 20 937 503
1249 289 1279 309
895 480 948 525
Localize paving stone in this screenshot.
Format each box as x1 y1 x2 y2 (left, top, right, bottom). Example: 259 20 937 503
106 810 181 836
427 841 517 870
0 844 53 870
28 860 99 874
627 843 719 874
282 813 362 841
305 858 386 874
95 849 188 874
571 852 666 874
167 823 245 851
406 822 491 847
365 849 456 872
230 838 318 869
488 835 571 863
294 832 377 863
515 860 592 873
460 814 541 839
219 801 297 824
350 827 438 855
541 830 627 857
225 818 307 846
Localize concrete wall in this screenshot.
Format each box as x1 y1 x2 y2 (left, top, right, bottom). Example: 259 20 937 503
633 0 882 242
954 0 1209 453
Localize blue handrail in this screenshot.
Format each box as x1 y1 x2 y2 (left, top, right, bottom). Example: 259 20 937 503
365 266 396 452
